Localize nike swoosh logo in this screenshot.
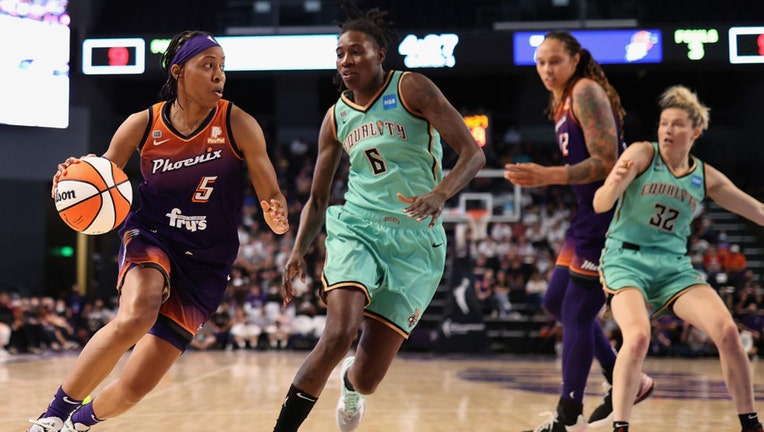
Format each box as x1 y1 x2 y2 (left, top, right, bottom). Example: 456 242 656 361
296 392 317 402
153 139 171 146
432 243 443 248
63 396 80 405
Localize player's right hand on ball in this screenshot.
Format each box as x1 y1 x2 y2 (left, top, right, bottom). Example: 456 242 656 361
51 154 96 198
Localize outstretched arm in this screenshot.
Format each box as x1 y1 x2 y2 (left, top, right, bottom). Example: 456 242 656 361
230 105 289 235
504 78 619 188
706 164 764 226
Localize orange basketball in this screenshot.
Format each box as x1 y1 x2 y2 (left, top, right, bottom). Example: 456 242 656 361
54 156 133 235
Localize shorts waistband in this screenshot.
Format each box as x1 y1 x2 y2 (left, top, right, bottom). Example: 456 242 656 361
606 238 644 251
342 202 442 230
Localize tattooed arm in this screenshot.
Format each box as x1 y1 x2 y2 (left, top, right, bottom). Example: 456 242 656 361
504 78 620 188
567 77 620 184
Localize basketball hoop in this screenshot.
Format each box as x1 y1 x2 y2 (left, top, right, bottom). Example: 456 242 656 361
466 208 489 241
466 208 489 221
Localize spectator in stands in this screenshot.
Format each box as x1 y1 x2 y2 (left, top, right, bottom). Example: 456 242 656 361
703 244 724 275
734 282 763 316
187 322 219 351
16 298 45 355
230 305 262 350
29 30 289 432
680 322 715 358
37 306 77 352
706 259 729 291
525 270 549 317
649 314 686 357
474 267 494 315
265 304 294 350
736 303 764 360
273 2 484 431
208 303 234 351
504 30 653 431
593 84 764 432
725 244 749 287
490 269 512 317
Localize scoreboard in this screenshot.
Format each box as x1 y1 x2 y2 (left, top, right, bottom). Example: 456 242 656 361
80 25 764 75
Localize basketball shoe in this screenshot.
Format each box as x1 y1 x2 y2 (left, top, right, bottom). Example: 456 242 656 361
587 372 655 428
336 356 366 432
524 411 587 432
61 417 90 432
743 423 764 432
27 415 64 432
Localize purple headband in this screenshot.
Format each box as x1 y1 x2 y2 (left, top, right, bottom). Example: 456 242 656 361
169 34 220 76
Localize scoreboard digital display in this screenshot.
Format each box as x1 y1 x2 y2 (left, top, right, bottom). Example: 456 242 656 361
513 29 663 66
729 26 764 64
81 25 764 76
664 28 729 63
82 38 145 75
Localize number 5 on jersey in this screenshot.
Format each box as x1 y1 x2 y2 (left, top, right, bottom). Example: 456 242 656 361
193 176 217 202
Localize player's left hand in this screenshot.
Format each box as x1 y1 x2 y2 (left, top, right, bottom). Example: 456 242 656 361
397 191 447 228
261 199 289 235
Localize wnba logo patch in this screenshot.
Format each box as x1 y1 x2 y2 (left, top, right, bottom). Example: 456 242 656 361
383 95 397 110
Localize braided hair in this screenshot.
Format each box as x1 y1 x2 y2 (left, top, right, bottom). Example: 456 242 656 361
158 30 216 102
332 0 399 91
542 31 625 129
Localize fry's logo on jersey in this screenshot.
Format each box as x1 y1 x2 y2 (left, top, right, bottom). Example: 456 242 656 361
207 126 226 144
166 208 208 231
151 150 223 174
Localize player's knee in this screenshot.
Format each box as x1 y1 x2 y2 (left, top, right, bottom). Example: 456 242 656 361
715 320 743 351
111 308 158 339
624 327 651 355
320 325 359 352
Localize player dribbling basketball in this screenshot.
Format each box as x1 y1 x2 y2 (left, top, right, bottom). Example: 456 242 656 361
28 30 288 432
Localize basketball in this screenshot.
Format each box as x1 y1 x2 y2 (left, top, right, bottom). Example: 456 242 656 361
54 156 133 235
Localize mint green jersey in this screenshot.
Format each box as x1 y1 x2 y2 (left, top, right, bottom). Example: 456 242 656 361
607 142 706 254
333 70 443 220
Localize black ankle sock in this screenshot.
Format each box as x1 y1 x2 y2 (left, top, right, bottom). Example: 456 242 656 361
273 385 317 432
557 397 583 425
740 413 761 430
613 421 629 431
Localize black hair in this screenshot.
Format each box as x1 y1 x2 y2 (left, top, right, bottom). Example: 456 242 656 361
157 30 215 102
332 0 399 91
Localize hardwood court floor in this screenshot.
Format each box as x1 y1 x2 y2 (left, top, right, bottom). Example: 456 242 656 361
3 349 763 431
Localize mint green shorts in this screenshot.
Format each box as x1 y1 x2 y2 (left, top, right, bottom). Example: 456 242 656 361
600 239 706 316
322 204 447 338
